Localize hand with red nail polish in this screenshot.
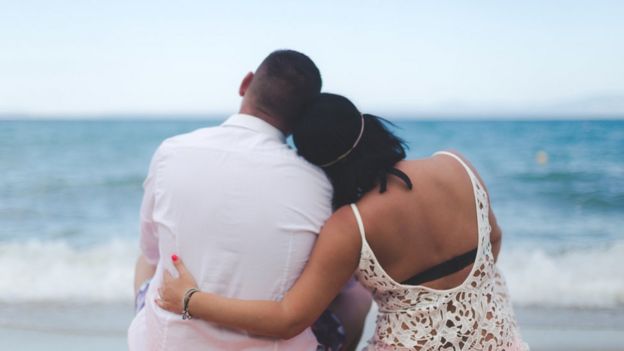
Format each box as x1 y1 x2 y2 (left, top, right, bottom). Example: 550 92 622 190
159 255 198 313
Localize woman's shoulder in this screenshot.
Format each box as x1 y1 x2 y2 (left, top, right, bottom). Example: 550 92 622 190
429 149 482 170
430 150 491 196
324 205 363 235
391 151 489 204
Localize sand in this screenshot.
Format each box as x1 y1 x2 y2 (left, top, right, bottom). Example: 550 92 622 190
0 302 622 350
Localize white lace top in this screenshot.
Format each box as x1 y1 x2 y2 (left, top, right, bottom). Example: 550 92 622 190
352 151 528 350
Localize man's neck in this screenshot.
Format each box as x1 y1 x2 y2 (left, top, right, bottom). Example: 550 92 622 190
238 105 289 135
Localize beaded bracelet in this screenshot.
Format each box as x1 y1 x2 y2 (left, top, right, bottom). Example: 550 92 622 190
182 288 200 320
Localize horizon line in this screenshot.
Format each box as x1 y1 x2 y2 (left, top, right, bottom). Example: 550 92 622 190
1 112 623 122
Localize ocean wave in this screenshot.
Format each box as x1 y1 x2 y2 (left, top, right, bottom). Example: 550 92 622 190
0 239 137 303
1 174 145 194
1 239 623 308
501 175 624 211
512 170 597 183
499 242 624 308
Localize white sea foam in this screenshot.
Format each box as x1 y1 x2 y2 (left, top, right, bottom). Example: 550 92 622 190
1 239 623 307
0 239 137 303
499 242 624 308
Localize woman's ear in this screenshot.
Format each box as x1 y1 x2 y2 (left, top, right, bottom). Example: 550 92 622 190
239 72 254 97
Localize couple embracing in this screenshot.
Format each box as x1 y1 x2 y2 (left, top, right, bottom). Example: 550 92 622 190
128 50 528 351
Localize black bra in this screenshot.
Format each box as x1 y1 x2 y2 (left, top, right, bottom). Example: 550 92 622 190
401 248 478 286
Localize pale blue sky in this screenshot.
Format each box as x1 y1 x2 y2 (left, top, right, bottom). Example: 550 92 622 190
1 0 623 117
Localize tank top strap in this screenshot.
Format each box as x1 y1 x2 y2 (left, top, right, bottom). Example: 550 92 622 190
432 151 490 244
433 151 473 180
432 151 485 195
350 203 367 242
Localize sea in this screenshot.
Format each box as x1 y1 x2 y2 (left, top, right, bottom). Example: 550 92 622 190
1 118 623 308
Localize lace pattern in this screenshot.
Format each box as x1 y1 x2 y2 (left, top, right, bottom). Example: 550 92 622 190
353 151 527 350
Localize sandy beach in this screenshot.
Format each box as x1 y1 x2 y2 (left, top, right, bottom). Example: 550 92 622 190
1 302 622 351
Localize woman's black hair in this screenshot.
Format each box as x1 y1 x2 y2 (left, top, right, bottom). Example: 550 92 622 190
293 93 410 209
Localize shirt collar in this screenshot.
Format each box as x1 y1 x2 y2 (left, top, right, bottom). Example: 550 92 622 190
222 113 286 143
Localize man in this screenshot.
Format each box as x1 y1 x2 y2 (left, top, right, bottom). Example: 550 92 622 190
128 50 370 350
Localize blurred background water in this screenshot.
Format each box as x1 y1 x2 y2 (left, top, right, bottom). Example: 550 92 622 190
1 118 623 307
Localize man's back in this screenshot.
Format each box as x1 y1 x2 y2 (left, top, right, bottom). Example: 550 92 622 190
128 114 332 350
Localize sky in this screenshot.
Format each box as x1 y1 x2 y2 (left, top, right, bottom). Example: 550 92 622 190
1 0 623 117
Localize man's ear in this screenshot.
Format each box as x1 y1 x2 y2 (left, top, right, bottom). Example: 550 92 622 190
239 72 254 97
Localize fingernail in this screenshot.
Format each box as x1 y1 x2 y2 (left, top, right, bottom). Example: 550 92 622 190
171 254 178 262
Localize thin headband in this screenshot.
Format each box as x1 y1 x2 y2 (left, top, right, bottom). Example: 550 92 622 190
319 114 365 168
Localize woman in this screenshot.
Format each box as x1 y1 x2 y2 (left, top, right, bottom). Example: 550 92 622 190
156 93 528 350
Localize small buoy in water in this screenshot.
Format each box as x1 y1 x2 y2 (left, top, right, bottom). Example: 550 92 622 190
536 150 549 165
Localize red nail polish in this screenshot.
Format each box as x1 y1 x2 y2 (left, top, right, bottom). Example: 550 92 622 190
171 254 178 262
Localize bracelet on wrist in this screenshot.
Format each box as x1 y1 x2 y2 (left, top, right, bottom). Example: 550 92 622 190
182 288 200 320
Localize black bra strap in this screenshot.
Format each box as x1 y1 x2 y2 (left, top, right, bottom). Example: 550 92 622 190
401 248 478 286
388 168 413 190
379 167 413 194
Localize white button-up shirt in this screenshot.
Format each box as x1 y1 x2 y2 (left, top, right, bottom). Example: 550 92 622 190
128 114 332 350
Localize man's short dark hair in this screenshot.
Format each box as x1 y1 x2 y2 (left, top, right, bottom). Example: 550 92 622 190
248 50 322 123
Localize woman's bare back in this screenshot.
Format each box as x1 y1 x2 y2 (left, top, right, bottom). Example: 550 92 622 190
354 152 502 290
